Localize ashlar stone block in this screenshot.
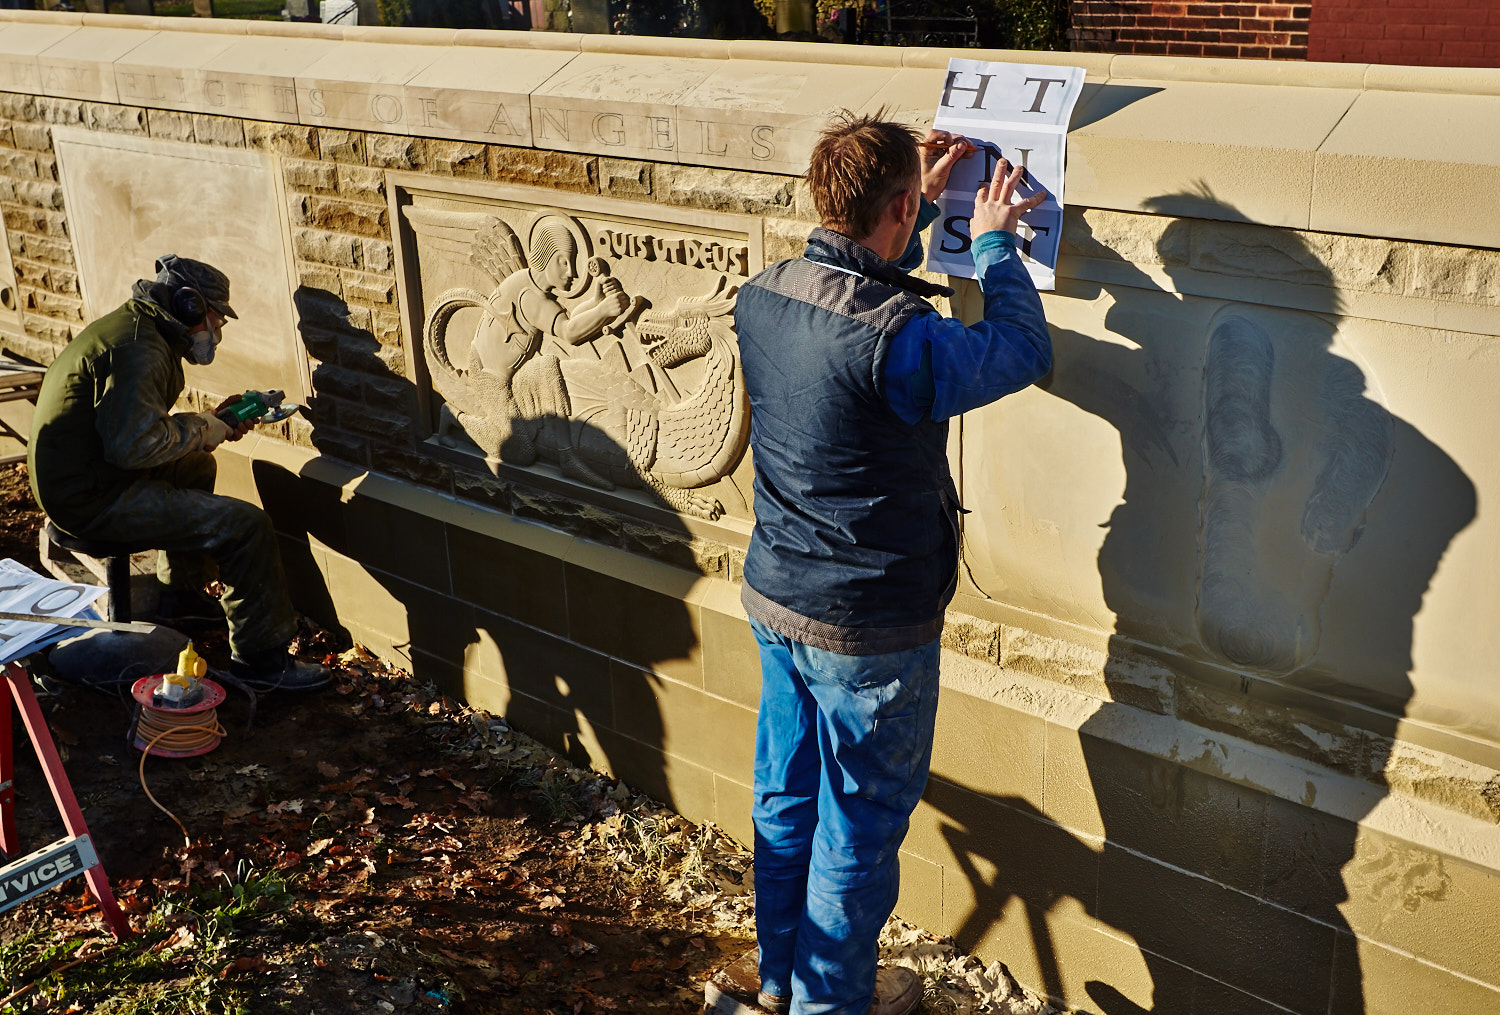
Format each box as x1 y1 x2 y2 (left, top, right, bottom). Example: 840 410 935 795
0 23 78 97
38 27 149 104
401 45 573 148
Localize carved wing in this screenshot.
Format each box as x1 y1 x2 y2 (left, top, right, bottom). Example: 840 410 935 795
472 217 526 283
401 208 524 286
648 326 750 488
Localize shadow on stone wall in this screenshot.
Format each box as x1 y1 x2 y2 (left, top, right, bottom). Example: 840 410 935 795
934 194 1476 1013
259 285 704 819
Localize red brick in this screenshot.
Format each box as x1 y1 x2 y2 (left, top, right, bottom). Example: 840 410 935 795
1166 41 1206 53
1270 44 1306 57
1240 17 1273 29
1290 5 1310 15
1345 22 1386 39
1135 14 1170 26
1220 29 1257 41
1256 31 1291 42
1203 16 1242 27
1424 24 1472 40
1132 40 1171 52
1255 4 1294 15
1185 28 1221 40
1202 42 1241 55
1239 44 1272 56
1440 39 1489 57
1184 4 1222 15
1272 18 1304 30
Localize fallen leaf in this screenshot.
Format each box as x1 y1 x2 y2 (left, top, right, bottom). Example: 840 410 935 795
316 761 341 778
219 956 274 977
306 838 334 857
538 894 564 910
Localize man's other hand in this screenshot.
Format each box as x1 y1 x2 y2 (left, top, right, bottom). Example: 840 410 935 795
211 396 254 442
919 130 972 202
971 158 1047 240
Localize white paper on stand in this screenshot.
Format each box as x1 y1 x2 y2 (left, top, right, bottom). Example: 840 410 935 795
925 58 1086 291
0 559 107 665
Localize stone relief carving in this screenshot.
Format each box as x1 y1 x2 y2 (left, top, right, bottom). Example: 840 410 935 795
405 203 750 521
1195 306 1394 675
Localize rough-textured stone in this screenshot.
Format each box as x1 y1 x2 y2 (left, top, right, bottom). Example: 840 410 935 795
1189 219 1406 293
656 165 794 215
147 109 195 143
362 239 394 274
336 165 385 204
1175 678 1376 780
310 363 364 400
13 259 49 288
191 114 245 148
368 134 424 171
425 139 488 177
1063 208 1189 266
25 287 83 321
284 159 338 195
598 158 651 198
318 128 366 165
296 263 343 296
451 468 512 512
247 122 318 159
371 309 402 348
1001 627 1110 697
48 267 78 296
84 103 147 135
13 180 62 211
1410 245 1500 306
20 235 74 267
293 229 360 269
1381 744 1500 823
763 216 814 263
34 98 82 126
942 612 1001 665
21 314 71 346
363 373 414 413
299 197 387 238
0 150 39 180
488 146 596 193
4 207 67 239
10 123 51 151
310 425 368 466
0 94 36 122
371 444 451 489
341 270 394 305
338 401 411 441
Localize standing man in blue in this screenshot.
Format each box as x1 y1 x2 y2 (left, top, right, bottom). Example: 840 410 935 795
707 113 1052 1015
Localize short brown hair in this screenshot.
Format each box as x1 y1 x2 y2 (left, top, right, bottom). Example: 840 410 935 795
805 111 920 241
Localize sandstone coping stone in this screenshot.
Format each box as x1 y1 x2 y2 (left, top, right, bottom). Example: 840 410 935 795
1 14 1499 247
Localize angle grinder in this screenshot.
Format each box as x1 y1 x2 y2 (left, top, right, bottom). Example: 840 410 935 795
216 389 309 427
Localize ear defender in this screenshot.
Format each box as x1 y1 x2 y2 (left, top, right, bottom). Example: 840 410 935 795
169 286 206 327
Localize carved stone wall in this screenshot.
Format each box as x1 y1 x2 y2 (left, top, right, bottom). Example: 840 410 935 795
2 15 1499 1015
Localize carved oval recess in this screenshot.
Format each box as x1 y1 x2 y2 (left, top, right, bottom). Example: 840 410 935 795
397 184 761 524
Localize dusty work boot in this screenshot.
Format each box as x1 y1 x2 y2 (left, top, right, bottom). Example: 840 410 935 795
229 645 331 693
705 948 789 1015
868 965 923 1015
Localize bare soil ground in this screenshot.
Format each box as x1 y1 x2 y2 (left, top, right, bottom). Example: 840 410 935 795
0 464 1045 1015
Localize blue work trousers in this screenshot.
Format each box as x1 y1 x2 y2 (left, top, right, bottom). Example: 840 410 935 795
750 620 941 1015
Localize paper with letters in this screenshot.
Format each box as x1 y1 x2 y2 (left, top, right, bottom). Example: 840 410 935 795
925 59 1085 291
0 559 105 665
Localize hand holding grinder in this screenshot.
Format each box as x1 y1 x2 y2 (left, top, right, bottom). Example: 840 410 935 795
215 389 308 428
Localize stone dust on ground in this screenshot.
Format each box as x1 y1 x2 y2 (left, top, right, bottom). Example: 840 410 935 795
0 464 1051 1014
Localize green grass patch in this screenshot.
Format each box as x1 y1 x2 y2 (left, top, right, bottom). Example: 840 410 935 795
2 861 295 1014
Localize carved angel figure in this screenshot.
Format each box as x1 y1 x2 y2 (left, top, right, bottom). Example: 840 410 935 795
410 208 749 520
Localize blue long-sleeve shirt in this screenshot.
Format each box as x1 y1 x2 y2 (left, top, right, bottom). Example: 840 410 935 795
874 199 1053 424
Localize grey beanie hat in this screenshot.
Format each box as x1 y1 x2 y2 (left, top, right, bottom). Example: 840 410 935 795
154 254 238 319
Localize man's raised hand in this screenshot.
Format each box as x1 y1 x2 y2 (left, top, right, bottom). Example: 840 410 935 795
971 158 1047 240
919 129 972 202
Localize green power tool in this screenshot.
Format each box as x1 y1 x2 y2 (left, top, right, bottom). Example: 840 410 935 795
215 389 308 427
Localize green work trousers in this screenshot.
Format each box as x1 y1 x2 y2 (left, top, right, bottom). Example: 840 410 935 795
77 451 297 659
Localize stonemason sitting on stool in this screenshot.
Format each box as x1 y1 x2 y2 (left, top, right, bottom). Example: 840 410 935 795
27 255 329 692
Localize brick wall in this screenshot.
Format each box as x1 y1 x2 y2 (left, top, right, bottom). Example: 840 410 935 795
1070 1 1311 58
1308 0 1500 67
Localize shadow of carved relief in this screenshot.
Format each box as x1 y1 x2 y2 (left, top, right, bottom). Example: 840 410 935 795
395 183 760 524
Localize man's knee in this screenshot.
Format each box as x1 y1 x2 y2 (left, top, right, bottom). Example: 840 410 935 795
174 451 218 493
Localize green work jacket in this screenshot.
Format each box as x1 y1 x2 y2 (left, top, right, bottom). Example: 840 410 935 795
28 291 215 533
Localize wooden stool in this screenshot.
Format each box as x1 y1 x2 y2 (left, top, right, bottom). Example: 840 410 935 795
41 523 152 624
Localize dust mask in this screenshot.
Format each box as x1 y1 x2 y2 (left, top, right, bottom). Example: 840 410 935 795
186 321 222 366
